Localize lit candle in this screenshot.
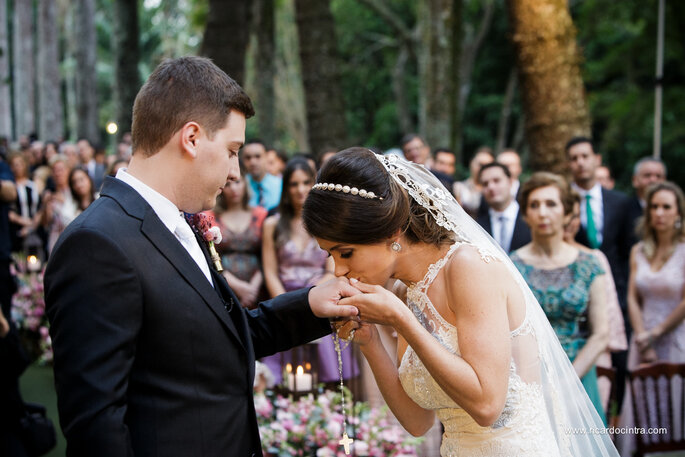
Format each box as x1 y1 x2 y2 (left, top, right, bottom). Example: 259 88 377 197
27 255 41 272
288 365 312 392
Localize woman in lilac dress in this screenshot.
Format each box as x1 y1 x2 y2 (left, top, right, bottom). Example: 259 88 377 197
619 182 685 456
628 181 685 364
262 157 358 385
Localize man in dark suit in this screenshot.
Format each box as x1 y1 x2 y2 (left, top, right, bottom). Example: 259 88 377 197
566 136 632 411
44 57 359 457
475 149 523 220
566 137 632 312
626 157 667 246
476 162 530 253
400 134 454 192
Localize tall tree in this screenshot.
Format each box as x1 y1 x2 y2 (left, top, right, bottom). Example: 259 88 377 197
0 0 11 139
254 0 275 146
294 0 347 156
38 0 64 141
354 0 417 137
507 0 590 174
417 0 457 151
74 0 100 144
113 0 141 141
201 0 251 86
13 0 35 138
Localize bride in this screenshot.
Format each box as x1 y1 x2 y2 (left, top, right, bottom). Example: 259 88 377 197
302 148 618 456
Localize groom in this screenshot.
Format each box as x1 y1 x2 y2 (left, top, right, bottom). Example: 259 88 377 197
44 56 359 457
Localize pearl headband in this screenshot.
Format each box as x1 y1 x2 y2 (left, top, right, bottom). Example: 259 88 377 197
312 182 383 200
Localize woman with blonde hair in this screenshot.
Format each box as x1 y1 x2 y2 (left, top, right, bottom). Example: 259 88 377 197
628 181 685 364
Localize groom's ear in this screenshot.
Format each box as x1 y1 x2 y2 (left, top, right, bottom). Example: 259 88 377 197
179 122 202 158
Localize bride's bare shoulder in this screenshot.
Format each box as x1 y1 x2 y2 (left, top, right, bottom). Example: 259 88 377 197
450 243 507 272
445 244 513 297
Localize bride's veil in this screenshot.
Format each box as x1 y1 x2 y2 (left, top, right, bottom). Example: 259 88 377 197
374 153 619 456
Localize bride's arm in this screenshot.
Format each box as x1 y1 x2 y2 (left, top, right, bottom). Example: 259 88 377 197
357 326 436 436
343 247 511 427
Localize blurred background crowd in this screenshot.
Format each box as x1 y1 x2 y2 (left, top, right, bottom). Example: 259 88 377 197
2 131 682 456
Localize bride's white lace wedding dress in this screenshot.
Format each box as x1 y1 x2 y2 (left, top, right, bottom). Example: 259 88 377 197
398 242 561 457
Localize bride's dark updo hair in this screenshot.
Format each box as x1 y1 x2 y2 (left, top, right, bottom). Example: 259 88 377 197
303 147 453 246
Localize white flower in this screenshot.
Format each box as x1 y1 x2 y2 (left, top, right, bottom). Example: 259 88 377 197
208 226 222 244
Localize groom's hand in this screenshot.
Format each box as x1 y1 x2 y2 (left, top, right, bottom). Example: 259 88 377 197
308 277 360 319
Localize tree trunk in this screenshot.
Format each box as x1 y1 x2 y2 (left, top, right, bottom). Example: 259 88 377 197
274 0 307 151
201 0 251 86
63 1 77 140
294 0 347 157
255 0 275 146
454 0 494 161
391 45 412 135
74 0 100 144
357 0 417 139
507 0 590 174
13 0 35 139
0 0 12 139
449 0 462 159
495 68 518 154
38 0 63 142
113 0 141 142
417 0 456 150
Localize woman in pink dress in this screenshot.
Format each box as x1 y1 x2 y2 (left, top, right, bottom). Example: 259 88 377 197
262 157 358 385
628 181 685 364
618 182 685 456
212 163 267 309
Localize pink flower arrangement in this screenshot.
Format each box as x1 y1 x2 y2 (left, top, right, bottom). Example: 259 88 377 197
256 388 422 457
10 254 52 365
185 212 223 272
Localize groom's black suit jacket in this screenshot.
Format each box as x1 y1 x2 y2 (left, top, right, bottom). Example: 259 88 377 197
45 177 332 457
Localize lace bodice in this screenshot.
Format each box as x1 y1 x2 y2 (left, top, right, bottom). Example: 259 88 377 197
398 242 560 456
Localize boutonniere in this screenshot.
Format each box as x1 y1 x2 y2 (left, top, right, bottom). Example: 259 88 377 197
185 212 224 272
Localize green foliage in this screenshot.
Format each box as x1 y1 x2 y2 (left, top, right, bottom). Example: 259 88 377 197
71 0 683 192
572 0 685 191
331 0 417 149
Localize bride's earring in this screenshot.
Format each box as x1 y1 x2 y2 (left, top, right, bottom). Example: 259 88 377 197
676 218 682 230
391 241 402 252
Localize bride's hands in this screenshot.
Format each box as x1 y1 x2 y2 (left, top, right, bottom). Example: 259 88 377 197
332 318 379 346
338 278 409 328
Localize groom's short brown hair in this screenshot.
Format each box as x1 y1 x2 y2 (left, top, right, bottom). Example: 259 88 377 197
131 56 255 157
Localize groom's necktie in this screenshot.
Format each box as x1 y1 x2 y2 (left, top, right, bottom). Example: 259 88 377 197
174 214 213 285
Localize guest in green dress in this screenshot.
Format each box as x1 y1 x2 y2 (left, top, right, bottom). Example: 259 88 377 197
511 172 609 424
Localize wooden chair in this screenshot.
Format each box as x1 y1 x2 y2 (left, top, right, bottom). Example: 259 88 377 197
596 365 617 431
629 362 685 457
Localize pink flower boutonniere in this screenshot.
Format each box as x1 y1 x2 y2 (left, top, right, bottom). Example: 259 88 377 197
186 212 224 272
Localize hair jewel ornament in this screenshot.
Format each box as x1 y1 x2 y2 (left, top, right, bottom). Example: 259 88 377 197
312 182 383 200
